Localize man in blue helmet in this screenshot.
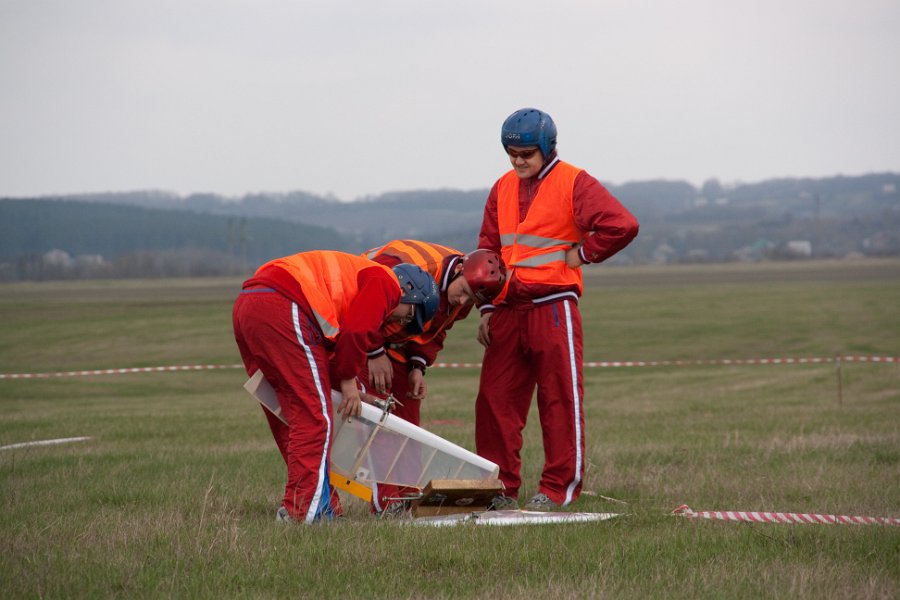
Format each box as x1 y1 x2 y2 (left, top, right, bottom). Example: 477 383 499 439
233 250 439 523
475 108 639 512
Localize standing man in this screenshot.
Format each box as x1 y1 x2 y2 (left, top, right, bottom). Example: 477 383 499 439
476 108 639 511
362 240 506 513
232 250 439 523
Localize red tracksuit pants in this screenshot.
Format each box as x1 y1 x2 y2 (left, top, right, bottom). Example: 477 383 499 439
232 287 342 522
475 299 585 506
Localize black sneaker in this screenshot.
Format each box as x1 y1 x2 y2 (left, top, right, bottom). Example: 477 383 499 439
523 493 558 511
488 494 519 511
379 501 410 519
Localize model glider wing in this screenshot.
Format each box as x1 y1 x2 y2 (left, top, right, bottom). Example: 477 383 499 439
242 371 499 500
330 397 499 491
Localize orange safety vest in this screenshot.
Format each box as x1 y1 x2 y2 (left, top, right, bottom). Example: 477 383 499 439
363 239 460 280
496 161 585 300
258 251 398 340
363 240 464 360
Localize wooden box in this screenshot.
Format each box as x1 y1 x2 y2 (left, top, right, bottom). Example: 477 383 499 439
410 478 504 517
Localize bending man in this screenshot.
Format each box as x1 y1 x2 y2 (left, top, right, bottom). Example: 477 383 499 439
362 240 506 513
233 250 439 523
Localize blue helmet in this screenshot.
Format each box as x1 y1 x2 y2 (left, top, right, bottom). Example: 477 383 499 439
501 108 557 159
392 263 439 334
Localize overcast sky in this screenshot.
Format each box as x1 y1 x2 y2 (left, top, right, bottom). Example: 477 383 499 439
1 0 898 201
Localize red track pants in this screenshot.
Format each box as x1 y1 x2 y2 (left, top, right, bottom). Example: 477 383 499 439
475 299 585 506
232 288 342 522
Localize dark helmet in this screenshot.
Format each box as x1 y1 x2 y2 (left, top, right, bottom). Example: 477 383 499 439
392 263 440 333
461 249 507 304
501 108 557 159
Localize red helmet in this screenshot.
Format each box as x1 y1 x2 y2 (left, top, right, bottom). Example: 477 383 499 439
461 249 507 303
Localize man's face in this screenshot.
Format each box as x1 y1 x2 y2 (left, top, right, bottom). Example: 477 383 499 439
446 275 476 308
506 145 544 179
388 302 416 325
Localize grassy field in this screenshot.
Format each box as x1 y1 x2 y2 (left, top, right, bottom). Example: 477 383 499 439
1 259 898 599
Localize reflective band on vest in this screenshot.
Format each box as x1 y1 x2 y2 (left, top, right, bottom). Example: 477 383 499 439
500 233 574 250
257 251 398 340
496 161 585 299
364 239 459 280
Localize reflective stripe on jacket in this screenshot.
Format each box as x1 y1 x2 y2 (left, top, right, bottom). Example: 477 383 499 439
258 251 398 340
496 161 584 301
364 239 459 281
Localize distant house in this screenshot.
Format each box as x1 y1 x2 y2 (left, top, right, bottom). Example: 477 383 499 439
652 243 676 265
786 240 812 257
733 239 774 262
43 249 73 268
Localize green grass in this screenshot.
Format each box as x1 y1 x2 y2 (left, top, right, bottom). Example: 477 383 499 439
1 260 899 599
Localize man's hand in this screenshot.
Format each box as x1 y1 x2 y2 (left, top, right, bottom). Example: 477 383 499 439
408 368 427 400
477 312 492 347
337 379 362 421
367 354 393 395
565 245 585 269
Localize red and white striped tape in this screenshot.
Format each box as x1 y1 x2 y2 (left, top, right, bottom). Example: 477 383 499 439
0 364 243 379
673 504 900 526
427 356 898 369
585 356 898 368
0 355 896 380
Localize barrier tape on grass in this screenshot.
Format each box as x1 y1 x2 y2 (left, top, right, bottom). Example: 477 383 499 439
0 355 896 380
0 364 244 379
439 356 899 369
673 504 900 526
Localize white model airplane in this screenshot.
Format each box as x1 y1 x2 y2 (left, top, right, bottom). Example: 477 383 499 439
243 370 499 503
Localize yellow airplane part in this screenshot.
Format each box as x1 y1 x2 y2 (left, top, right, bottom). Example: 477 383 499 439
329 471 373 502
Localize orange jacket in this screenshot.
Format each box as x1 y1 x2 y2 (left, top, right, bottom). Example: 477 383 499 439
260 250 398 340
363 240 469 364
364 239 459 283
496 161 584 302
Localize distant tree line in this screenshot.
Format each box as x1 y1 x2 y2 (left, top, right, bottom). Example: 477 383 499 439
1 172 898 281
8 248 237 281
0 199 348 281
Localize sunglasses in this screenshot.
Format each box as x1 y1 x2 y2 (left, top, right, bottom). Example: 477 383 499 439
505 147 541 160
